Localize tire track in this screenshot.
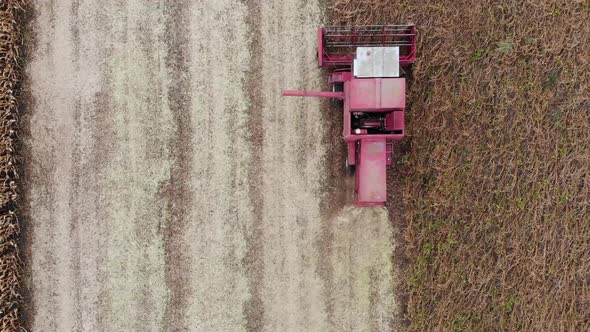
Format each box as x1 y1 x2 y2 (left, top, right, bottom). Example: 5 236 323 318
329 207 397 331
184 1 252 330
27 0 172 330
242 0 266 330
71 4 117 328
26 1 77 330
103 1 170 330
67 0 82 327
162 0 193 330
258 1 328 330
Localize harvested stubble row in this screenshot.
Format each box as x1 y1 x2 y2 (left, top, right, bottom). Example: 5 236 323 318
0 1 24 331
329 0 590 331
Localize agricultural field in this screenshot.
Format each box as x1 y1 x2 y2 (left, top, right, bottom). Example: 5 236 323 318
19 0 397 331
328 0 589 330
0 0 588 331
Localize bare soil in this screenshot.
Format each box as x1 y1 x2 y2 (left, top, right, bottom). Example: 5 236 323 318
23 0 400 331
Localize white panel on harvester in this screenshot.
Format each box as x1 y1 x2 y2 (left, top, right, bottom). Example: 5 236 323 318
353 47 400 78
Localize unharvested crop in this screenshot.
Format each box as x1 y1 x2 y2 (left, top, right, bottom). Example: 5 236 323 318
0 1 24 331
329 0 590 330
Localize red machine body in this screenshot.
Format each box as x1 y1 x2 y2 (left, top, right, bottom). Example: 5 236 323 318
282 25 416 206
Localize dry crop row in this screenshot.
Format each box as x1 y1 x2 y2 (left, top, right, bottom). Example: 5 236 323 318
329 0 590 330
0 1 25 331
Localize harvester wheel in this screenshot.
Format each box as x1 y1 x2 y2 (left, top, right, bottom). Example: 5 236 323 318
345 158 355 173
332 83 344 106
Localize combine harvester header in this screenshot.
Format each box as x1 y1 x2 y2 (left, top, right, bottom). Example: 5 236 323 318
282 25 416 207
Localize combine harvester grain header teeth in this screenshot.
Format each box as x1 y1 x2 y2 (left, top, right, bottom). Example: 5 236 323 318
319 25 416 67
282 25 417 207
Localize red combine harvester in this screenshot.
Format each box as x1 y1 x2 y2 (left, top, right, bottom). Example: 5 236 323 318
282 25 416 207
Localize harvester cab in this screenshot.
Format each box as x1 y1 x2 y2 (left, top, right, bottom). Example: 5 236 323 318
282 25 416 207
